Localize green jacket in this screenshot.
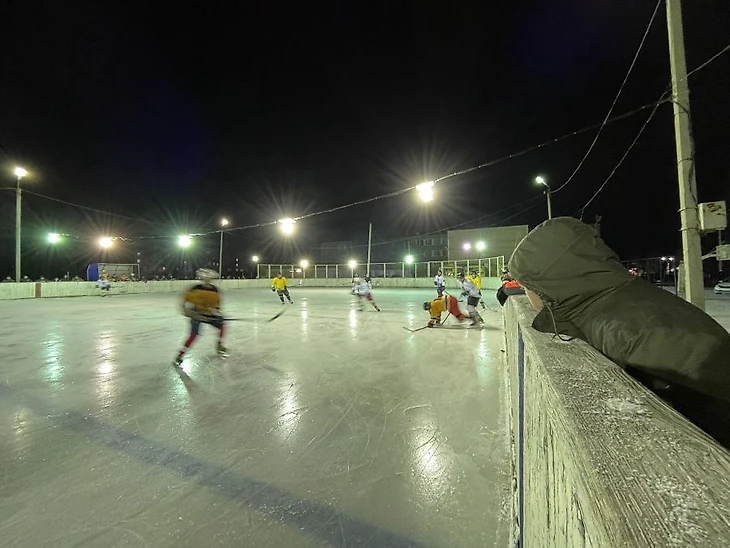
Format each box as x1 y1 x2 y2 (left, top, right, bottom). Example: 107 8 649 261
509 217 730 401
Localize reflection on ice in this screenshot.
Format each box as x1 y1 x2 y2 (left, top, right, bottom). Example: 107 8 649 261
41 329 64 385
95 332 117 406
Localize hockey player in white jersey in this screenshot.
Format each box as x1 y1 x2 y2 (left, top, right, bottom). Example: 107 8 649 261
351 275 380 312
457 271 484 325
433 269 445 296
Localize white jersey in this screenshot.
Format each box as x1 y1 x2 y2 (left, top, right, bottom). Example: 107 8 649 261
434 274 445 287
352 280 371 296
459 278 480 298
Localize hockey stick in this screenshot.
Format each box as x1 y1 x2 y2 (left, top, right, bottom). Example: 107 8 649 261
224 309 288 323
403 326 429 333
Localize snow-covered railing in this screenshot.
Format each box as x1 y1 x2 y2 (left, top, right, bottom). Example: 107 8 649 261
504 296 730 547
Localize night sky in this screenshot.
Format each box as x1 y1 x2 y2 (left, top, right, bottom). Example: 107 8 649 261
1 1 728 277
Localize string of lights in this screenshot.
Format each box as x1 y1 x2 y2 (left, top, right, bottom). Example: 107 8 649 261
4 40 728 247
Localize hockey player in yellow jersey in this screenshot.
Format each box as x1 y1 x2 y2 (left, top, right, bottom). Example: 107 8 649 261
422 294 469 327
173 268 226 366
271 272 293 304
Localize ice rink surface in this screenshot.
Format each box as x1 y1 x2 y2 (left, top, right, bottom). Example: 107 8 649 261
0 287 511 547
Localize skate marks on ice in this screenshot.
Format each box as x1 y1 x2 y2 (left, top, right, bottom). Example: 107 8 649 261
0 383 425 548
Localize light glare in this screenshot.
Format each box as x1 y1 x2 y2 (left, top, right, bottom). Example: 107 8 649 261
300 259 309 268
178 235 192 248
252 255 259 262
416 181 435 203
476 241 486 251
47 233 61 244
405 255 414 264
99 236 113 249
348 259 357 269
463 243 471 251
279 218 296 234
14 167 28 179
221 218 229 227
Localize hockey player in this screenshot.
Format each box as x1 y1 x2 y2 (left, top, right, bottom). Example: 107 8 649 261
468 269 486 309
98 270 111 297
352 275 380 311
271 272 293 304
173 268 226 366
457 271 484 324
433 269 446 296
423 294 469 327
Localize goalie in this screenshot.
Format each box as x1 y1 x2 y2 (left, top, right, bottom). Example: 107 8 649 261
423 294 470 328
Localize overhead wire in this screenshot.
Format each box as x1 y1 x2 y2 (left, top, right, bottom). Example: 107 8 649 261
2 37 727 241
552 0 663 195
575 100 663 218
574 40 730 218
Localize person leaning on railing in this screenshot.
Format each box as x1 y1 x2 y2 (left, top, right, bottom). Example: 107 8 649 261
509 217 730 448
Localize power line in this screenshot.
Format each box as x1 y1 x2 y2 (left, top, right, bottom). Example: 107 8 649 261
685 42 730 79
552 0 663 195
322 196 546 250
575 100 663 218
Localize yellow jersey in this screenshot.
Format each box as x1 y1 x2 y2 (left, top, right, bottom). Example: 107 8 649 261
428 296 446 319
468 274 482 290
271 276 288 291
183 283 221 316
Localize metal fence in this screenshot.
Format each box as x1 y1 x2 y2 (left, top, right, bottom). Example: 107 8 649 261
256 256 505 280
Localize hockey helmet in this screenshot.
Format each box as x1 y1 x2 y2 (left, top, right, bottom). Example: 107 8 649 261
196 268 219 281
457 271 465 278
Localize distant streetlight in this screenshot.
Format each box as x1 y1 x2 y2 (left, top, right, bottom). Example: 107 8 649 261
99 236 113 249
403 254 414 278
13 166 28 282
219 218 229 276
476 241 486 251
300 259 309 279
279 218 296 235
463 242 472 252
47 233 61 244
348 259 357 279
252 255 259 263
178 235 192 248
416 181 435 203
535 176 552 220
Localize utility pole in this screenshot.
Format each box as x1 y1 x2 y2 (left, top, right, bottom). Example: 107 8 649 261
666 0 705 310
367 223 372 276
15 181 22 282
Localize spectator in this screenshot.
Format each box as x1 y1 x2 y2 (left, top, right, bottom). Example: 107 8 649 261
509 217 730 447
2 276 12 283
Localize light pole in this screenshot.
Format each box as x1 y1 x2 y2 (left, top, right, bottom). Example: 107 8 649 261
535 176 552 220
219 218 229 276
348 259 357 280
14 167 27 282
300 259 309 280
252 255 259 279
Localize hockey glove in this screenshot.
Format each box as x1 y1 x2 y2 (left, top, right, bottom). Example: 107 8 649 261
271 287 276 292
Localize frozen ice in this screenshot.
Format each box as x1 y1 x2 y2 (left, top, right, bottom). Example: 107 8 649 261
0 287 511 547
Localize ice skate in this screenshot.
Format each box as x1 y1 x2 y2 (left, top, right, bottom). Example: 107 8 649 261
216 343 228 355
172 355 184 367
